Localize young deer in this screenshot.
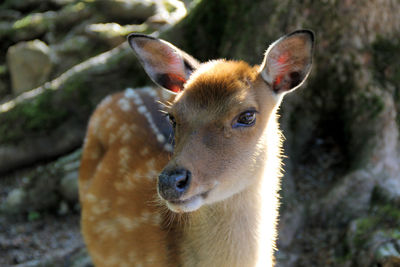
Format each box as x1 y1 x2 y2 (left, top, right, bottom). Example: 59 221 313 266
79 30 314 267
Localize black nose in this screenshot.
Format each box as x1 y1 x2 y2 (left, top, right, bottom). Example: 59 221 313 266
158 169 191 201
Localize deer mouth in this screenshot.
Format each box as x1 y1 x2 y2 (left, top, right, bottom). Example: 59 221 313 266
166 191 210 213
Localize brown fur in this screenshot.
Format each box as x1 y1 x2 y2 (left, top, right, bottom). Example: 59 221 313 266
80 30 313 267
79 62 281 266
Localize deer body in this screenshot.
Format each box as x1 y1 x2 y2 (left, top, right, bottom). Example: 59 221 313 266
79 31 314 267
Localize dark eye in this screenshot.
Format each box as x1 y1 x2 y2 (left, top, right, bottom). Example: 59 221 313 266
168 114 176 128
233 110 257 128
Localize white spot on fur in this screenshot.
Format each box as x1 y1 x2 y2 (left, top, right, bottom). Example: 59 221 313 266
91 251 119 266
105 116 117 129
117 124 133 143
114 182 124 191
95 220 118 239
97 95 112 109
118 98 131 111
90 115 101 133
119 146 130 160
90 151 100 160
146 254 156 264
124 88 144 105
164 143 173 152
143 167 158 181
143 86 158 98
146 158 156 172
128 90 167 147
91 199 110 215
109 133 117 144
118 147 132 177
137 105 147 114
124 88 135 98
117 216 139 231
152 213 161 226
114 175 135 191
86 194 97 203
156 134 165 143
121 130 132 143
141 211 151 221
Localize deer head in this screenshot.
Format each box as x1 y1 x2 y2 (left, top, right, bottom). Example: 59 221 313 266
128 30 314 213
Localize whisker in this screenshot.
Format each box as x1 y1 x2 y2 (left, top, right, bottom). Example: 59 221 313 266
157 100 172 109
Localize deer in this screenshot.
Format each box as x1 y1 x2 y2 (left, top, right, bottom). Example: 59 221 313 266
78 30 314 267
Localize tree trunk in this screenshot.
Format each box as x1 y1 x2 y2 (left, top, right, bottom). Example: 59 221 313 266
167 0 400 266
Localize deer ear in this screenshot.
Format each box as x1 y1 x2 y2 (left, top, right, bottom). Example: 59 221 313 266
260 30 314 94
128 34 200 93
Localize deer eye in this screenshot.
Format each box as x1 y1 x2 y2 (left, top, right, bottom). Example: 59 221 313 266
233 110 257 128
168 114 177 128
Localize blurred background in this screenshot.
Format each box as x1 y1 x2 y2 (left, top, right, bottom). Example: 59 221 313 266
0 0 399 266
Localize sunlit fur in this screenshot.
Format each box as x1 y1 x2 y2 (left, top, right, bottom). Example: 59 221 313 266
160 60 283 266
79 62 283 266
79 31 313 267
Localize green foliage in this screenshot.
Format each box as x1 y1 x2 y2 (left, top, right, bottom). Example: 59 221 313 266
163 0 177 13
13 15 38 30
351 192 400 250
0 89 68 144
28 211 41 221
0 65 7 76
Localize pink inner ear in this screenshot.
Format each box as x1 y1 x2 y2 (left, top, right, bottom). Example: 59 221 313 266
166 73 186 93
277 53 289 64
273 53 290 87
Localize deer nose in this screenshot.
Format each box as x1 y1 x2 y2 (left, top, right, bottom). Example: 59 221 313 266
158 169 191 201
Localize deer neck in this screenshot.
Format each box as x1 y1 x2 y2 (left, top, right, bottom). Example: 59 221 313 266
180 117 282 267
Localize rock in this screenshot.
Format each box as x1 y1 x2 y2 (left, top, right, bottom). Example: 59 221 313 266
24 167 60 212
1 149 82 215
347 209 400 266
3 188 27 213
69 247 93 267
0 9 21 21
147 0 187 26
56 2 92 28
312 170 375 225
58 201 70 215
375 175 400 206
60 170 79 203
84 23 149 47
368 230 400 266
0 42 141 174
7 39 53 95
277 204 306 249
91 0 157 23
12 12 57 41
376 238 400 263
1 0 45 9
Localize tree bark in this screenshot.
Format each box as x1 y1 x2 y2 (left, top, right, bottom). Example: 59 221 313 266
168 0 400 265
